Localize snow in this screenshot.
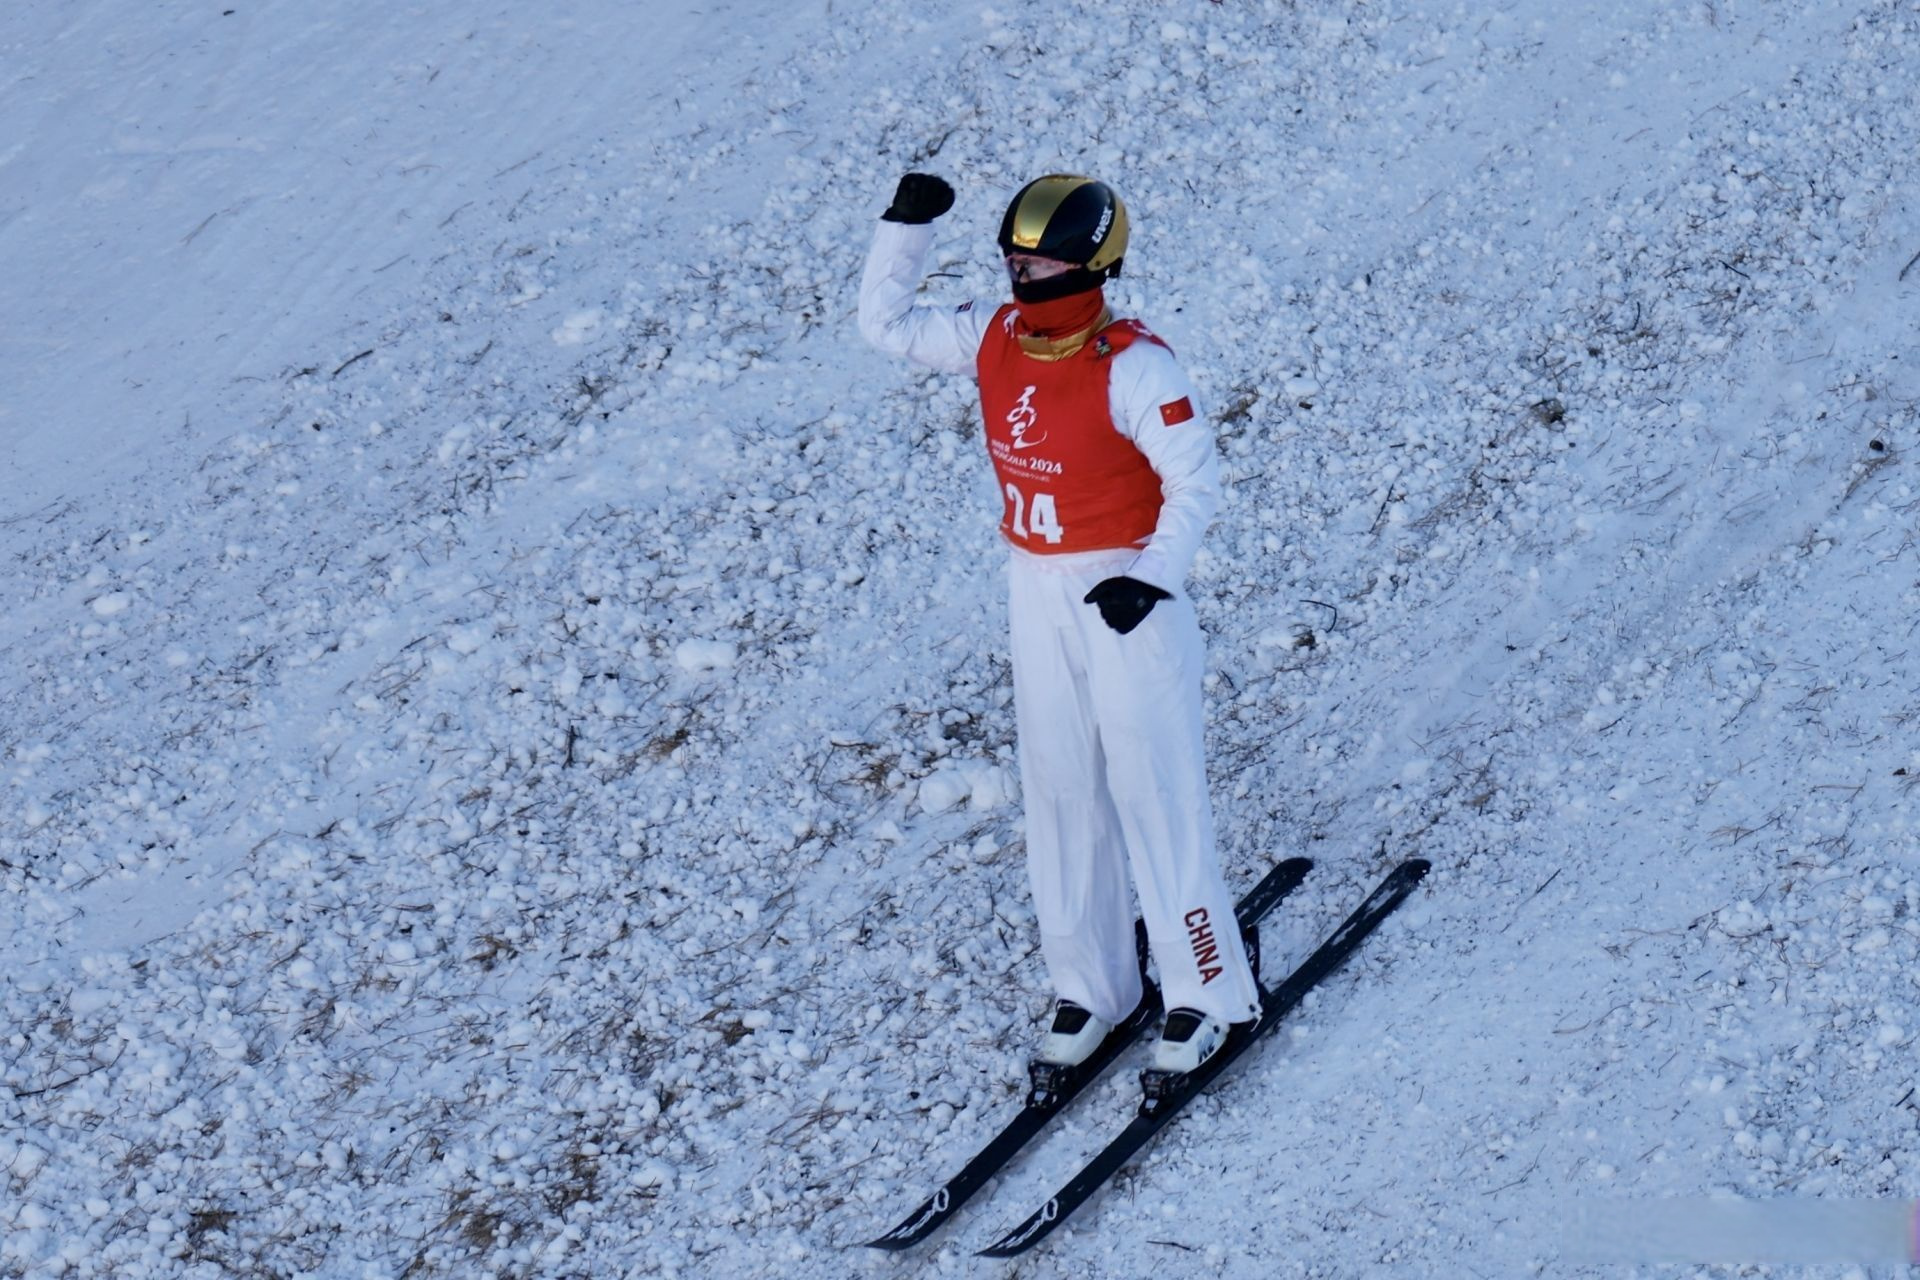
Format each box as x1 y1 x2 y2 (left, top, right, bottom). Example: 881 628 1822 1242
672 638 737 674
2 0 1918 1277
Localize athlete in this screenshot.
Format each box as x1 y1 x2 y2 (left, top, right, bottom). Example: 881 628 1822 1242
857 172 1260 1083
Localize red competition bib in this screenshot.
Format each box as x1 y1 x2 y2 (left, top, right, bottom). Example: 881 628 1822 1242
976 305 1168 554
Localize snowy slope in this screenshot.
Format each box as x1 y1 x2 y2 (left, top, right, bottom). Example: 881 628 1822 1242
3 1 1917 1277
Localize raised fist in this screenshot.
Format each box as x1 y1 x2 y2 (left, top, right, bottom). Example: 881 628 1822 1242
881 173 955 225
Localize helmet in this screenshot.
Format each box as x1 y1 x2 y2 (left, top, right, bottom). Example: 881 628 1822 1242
998 175 1129 301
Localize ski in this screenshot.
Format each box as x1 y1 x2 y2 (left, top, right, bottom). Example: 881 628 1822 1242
861 855 1313 1251
976 857 1430 1259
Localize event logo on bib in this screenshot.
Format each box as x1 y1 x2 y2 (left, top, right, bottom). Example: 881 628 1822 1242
1006 385 1047 449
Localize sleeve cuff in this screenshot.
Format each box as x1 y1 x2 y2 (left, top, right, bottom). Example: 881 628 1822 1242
1124 551 1180 596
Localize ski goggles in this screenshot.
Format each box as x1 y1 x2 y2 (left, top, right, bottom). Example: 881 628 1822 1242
1005 253 1077 284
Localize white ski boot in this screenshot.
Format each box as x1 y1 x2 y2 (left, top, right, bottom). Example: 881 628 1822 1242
1036 997 1136 1105
1141 923 1259 1098
1147 1007 1229 1075
1034 999 1113 1069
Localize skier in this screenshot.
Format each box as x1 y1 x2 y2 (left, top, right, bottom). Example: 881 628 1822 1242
857 172 1260 1085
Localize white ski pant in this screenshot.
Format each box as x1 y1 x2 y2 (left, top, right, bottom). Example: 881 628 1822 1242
1007 550 1260 1027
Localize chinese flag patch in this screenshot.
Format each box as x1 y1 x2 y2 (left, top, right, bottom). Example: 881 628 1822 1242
1159 397 1195 426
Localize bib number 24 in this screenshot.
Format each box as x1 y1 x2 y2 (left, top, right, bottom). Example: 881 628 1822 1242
1005 483 1064 545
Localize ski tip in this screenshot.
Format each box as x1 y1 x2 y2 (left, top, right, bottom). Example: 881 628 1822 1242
861 1207 945 1251
860 1205 940 1251
1401 857 1432 879
977 1199 1062 1258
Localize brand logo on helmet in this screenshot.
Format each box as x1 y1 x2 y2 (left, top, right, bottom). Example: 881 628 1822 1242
1092 206 1113 244
1006 385 1046 450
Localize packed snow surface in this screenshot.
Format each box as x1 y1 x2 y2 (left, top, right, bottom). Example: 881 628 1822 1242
2 1 1917 1277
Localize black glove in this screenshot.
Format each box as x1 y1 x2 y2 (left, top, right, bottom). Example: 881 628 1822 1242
1083 577 1172 636
881 173 955 224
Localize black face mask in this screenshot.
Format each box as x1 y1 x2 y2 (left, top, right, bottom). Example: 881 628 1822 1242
1008 264 1105 304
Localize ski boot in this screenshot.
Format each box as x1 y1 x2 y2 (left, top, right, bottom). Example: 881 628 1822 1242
1027 983 1163 1107
1027 999 1114 1105
1139 923 1260 1102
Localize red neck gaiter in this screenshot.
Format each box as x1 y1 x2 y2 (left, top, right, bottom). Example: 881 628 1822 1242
1014 288 1108 339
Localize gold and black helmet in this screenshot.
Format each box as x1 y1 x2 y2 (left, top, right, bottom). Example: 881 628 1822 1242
998 174 1129 280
